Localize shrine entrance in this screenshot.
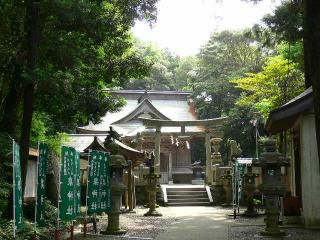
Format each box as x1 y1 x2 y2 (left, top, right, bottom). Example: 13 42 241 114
140 117 227 185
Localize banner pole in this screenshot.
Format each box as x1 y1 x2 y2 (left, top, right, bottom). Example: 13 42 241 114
33 141 40 240
84 150 90 238
12 140 16 239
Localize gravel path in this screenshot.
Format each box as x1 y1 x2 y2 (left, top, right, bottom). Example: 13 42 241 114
74 206 178 240
229 225 320 240
228 212 320 240
73 206 320 240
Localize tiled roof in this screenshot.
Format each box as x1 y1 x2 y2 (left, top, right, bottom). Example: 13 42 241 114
77 90 201 136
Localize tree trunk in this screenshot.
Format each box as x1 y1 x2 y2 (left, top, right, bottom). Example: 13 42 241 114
0 75 22 135
303 0 320 162
20 0 40 196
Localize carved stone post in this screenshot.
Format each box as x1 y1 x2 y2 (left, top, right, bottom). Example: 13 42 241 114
168 152 173 183
242 166 259 216
221 169 233 206
211 138 222 183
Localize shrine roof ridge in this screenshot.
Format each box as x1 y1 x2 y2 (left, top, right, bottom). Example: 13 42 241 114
140 117 228 127
105 89 192 95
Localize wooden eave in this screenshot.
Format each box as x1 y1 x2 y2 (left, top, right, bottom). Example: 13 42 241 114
112 98 170 124
266 87 314 134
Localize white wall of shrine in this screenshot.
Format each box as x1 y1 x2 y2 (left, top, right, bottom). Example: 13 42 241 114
300 112 320 228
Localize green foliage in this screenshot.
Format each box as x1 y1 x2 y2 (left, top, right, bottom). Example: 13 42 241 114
125 40 197 90
0 0 159 134
193 30 268 119
262 0 303 43
0 220 34 240
232 54 304 117
0 133 13 216
0 200 69 240
222 105 263 158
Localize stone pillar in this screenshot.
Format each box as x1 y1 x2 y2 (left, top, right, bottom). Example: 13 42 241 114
154 127 161 174
168 152 173 183
205 132 212 184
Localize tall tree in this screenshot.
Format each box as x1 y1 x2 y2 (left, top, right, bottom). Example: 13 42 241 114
0 0 159 197
246 0 320 161
193 30 267 118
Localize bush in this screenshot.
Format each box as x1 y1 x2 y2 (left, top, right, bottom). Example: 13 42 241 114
0 200 71 240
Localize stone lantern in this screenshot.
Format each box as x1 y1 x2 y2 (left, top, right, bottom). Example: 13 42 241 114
191 161 204 185
253 138 289 236
242 165 259 216
102 139 128 235
144 153 162 216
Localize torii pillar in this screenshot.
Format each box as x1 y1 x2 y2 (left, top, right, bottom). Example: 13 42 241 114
154 126 161 174
205 131 213 184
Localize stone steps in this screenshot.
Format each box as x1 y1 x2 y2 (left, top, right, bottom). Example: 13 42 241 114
164 186 212 206
167 202 212 206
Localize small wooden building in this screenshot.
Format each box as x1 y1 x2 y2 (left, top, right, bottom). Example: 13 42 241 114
266 87 320 228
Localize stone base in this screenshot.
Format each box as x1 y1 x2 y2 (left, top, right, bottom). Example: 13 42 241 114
100 229 127 235
242 210 261 217
210 184 224 205
260 230 286 237
120 209 136 214
144 210 162 216
192 179 204 185
221 203 232 207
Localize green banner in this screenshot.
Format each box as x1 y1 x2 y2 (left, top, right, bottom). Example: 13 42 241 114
98 152 111 213
13 141 23 232
59 146 81 221
87 151 111 214
36 142 49 226
74 151 81 216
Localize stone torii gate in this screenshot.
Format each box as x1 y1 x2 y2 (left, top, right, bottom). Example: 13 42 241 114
140 117 227 184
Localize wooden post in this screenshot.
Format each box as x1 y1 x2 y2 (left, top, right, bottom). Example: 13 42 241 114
128 160 133 211
54 229 60 240
93 214 97 234
70 221 74 240
83 219 87 238
133 176 136 209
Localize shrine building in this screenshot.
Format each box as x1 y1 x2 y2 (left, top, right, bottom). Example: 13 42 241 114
68 90 226 184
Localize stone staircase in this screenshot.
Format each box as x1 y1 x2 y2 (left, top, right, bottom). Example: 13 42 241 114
163 185 212 206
